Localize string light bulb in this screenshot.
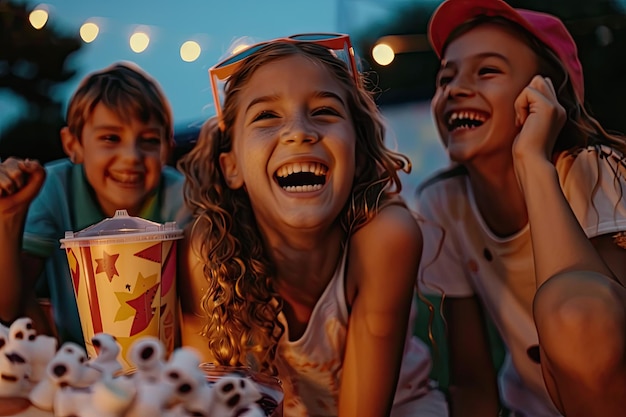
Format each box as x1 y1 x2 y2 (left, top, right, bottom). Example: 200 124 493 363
80 22 99 43
130 31 150 53
29 7 49 29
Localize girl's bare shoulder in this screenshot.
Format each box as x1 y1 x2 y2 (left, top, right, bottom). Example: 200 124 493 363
352 203 422 256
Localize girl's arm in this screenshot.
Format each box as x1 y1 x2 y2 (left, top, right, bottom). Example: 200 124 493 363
512 75 619 285
445 297 500 417
338 204 421 417
514 75 626 417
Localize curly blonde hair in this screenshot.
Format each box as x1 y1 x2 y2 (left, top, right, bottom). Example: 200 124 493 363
177 41 411 374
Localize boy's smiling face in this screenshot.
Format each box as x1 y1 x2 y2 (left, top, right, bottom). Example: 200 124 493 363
63 103 169 217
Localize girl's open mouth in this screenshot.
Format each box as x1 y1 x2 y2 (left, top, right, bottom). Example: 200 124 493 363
275 162 328 193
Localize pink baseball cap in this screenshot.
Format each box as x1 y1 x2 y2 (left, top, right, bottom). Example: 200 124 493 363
428 0 584 100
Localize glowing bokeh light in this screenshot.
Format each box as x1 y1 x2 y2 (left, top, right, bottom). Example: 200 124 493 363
80 22 99 43
180 41 201 62
129 32 150 53
29 9 48 30
372 43 395 66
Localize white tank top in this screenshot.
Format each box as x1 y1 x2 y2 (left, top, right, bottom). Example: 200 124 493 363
276 247 433 416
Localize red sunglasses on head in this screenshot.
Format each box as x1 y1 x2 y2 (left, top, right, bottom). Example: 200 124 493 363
208 33 359 130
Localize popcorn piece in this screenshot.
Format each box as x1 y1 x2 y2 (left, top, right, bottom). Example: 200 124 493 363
93 376 136 414
29 342 100 411
89 333 122 378
127 336 165 383
22 335 57 385
124 336 178 417
54 376 136 417
161 346 205 406
8 317 37 342
0 320 31 398
210 375 263 417
124 376 175 417
0 348 31 398
3 317 57 384
174 382 213 417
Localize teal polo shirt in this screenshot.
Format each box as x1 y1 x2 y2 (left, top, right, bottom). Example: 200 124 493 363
22 159 188 345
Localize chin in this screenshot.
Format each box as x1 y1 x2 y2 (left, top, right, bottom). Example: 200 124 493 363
446 147 473 165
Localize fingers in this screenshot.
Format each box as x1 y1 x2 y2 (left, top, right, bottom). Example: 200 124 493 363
514 76 561 126
0 158 45 198
0 158 26 196
543 76 558 98
528 75 558 100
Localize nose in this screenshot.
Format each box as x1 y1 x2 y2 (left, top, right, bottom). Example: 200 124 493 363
120 140 142 161
446 74 474 99
280 117 319 145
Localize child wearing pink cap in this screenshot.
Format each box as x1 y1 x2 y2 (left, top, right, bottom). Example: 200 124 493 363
415 0 626 416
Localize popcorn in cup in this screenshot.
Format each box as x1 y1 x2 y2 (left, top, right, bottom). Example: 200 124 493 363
60 209 183 370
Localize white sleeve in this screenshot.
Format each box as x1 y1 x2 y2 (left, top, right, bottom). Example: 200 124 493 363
557 145 626 238
415 184 475 297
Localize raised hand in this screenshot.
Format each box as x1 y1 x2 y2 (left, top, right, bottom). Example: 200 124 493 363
512 75 566 162
0 158 46 216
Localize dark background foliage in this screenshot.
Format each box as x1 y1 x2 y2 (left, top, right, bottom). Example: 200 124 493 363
0 0 81 162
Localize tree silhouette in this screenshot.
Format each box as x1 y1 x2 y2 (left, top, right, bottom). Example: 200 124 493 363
0 0 81 163
356 0 626 133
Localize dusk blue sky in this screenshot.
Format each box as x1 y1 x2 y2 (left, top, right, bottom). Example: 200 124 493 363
4 0 423 132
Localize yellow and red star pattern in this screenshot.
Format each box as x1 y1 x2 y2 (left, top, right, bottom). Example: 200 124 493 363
114 272 160 336
95 251 120 282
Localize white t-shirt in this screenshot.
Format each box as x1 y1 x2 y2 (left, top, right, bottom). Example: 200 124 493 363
414 145 626 417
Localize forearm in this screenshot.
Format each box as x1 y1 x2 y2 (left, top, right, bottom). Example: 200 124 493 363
514 155 614 287
339 320 405 417
0 212 27 322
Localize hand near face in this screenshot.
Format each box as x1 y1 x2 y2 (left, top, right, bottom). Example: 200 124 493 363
512 75 566 161
0 157 46 216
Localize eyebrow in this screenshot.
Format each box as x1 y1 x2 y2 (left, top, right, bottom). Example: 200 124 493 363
441 51 511 70
91 124 162 134
244 90 347 114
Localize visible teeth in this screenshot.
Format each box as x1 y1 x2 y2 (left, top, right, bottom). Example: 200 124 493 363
110 173 141 183
277 162 327 178
283 184 323 193
447 110 486 125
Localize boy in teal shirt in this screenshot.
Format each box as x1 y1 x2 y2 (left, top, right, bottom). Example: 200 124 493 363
0 62 188 344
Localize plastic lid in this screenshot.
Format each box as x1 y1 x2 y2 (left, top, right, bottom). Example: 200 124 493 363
60 209 183 248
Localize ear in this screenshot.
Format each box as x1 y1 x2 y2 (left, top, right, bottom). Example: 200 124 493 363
219 151 244 189
60 127 84 164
